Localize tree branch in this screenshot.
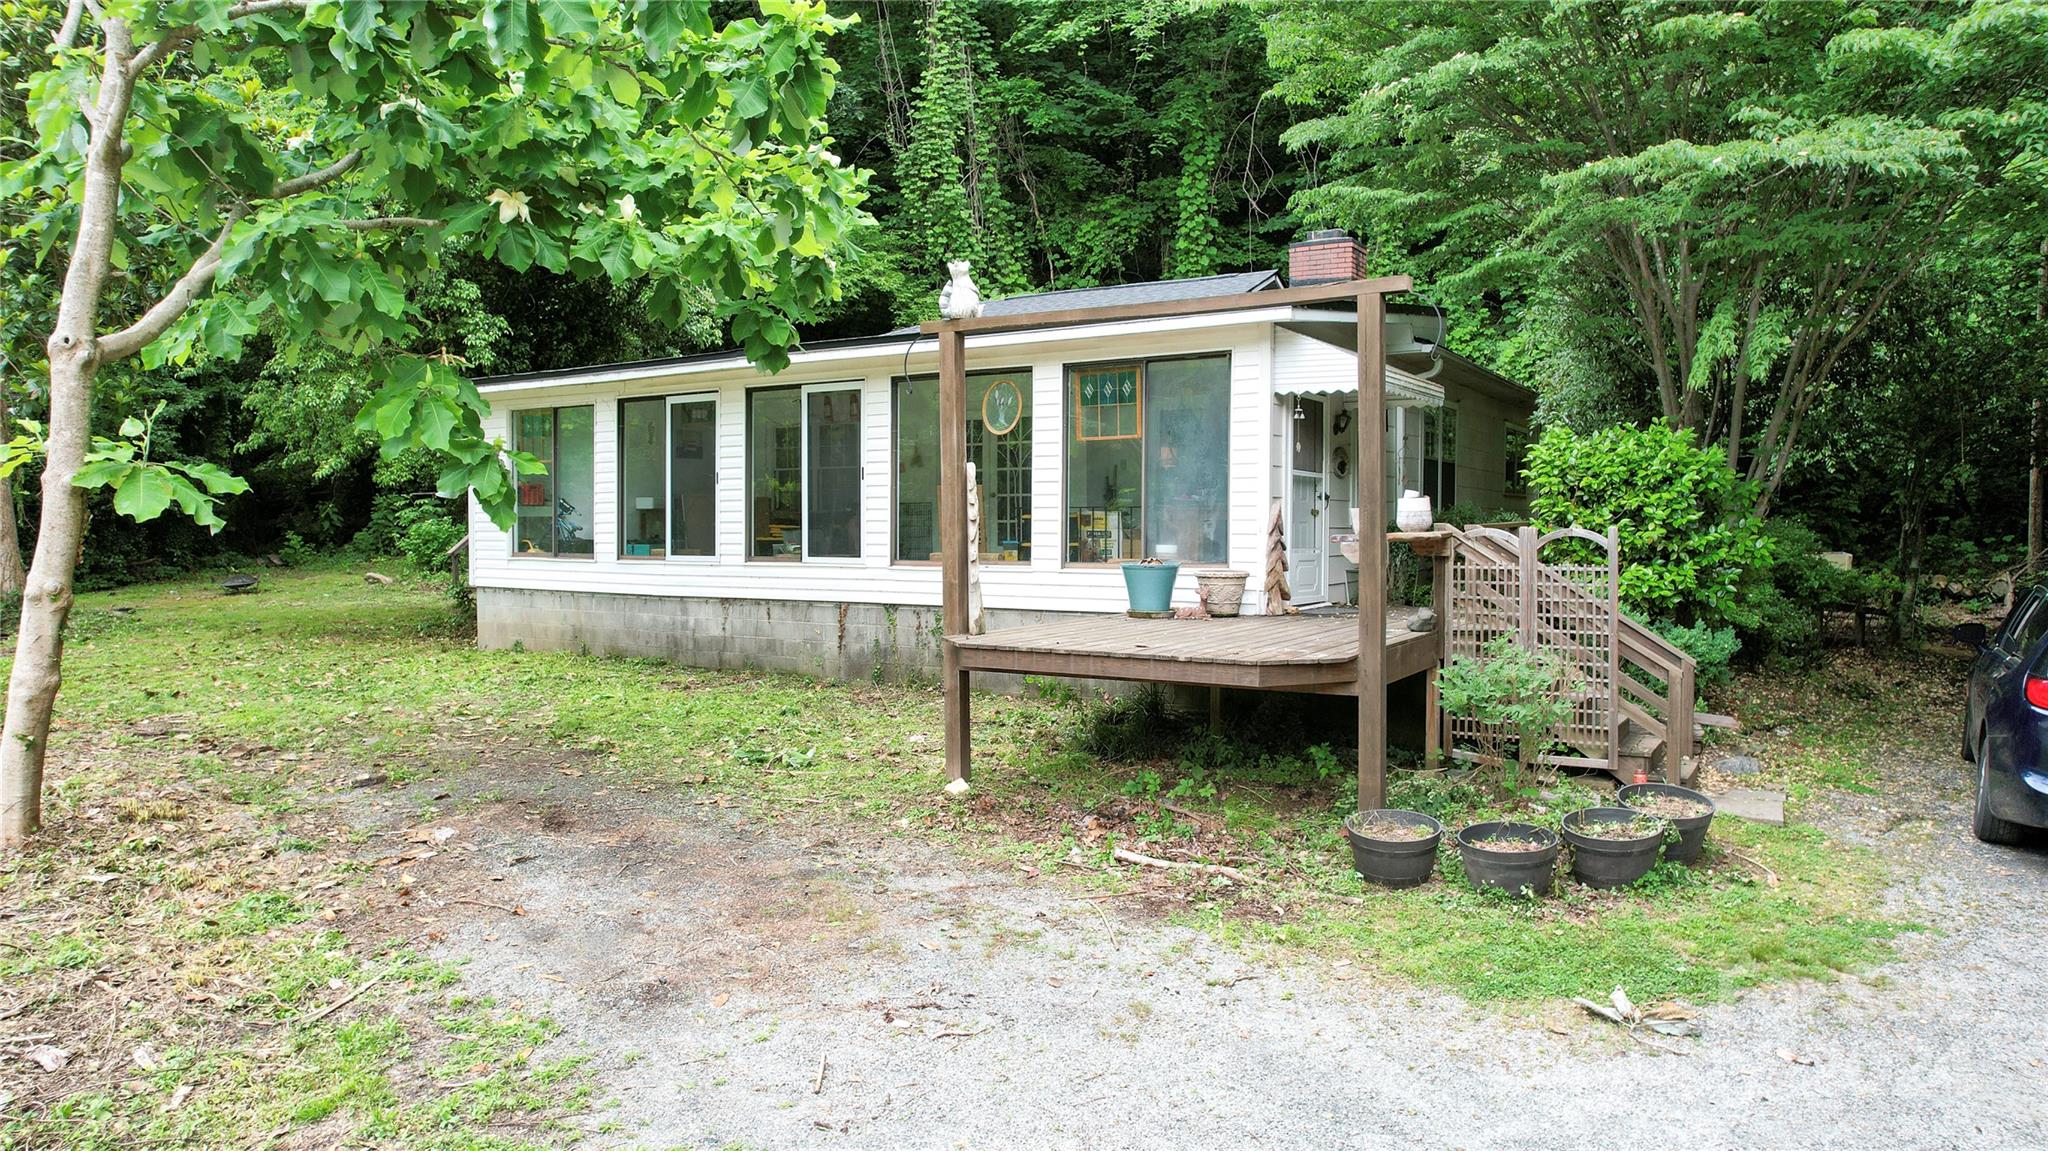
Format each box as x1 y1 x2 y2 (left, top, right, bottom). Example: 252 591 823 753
265 149 362 199
128 2 312 78
340 216 444 231
51 0 84 53
95 209 244 362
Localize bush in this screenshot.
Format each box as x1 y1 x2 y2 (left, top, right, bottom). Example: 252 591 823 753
1651 621 1741 689
1525 422 1773 631
398 515 466 573
1435 635 1581 792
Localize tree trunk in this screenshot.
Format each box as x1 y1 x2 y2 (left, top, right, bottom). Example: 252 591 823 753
0 354 91 845
0 384 25 599
0 21 133 849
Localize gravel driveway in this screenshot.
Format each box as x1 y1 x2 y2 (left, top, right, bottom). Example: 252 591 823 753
363 724 2048 1151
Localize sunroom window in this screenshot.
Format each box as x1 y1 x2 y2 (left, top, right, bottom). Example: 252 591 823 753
894 369 1032 563
749 384 862 560
619 395 717 558
512 405 594 557
1064 355 1229 563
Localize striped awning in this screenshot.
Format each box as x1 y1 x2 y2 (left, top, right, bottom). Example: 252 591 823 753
1272 363 1446 406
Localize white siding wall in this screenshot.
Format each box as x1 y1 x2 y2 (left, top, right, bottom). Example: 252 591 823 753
471 322 1277 615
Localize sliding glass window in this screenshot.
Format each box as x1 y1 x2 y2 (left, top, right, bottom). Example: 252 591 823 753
749 384 862 560
512 405 595 557
618 395 717 558
894 369 1031 563
1064 355 1229 563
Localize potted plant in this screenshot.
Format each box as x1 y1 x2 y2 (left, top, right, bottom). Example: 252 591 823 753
1122 556 1179 617
1454 820 1561 896
1559 807 1669 889
1344 808 1443 889
1617 782 1716 863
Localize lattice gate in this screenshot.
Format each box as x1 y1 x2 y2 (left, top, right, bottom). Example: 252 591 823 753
1440 525 1620 770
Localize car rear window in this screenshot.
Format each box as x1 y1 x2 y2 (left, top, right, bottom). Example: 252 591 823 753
2004 592 2048 653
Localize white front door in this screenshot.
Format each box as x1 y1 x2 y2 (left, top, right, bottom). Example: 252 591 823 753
1288 397 1328 606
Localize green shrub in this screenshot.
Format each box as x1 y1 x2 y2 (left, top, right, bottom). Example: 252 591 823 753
1525 422 1773 631
398 515 466 574
1434 635 1581 792
1651 621 1741 689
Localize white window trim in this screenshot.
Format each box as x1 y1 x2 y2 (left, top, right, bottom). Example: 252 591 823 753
510 404 595 561
800 381 865 565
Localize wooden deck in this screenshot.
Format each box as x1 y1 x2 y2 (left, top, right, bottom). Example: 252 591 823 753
948 608 1442 694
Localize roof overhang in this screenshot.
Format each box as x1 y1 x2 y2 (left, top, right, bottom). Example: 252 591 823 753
476 305 1311 394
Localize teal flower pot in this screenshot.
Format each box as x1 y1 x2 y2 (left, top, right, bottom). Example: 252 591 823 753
1121 561 1180 615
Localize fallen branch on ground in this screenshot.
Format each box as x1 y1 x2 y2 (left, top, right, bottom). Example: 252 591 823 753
1726 850 1779 887
1111 846 1252 884
299 968 392 1026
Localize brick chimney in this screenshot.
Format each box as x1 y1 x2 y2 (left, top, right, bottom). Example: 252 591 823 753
1287 228 1369 286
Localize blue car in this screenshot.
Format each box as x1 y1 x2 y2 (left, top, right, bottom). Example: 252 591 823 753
1962 587 2048 844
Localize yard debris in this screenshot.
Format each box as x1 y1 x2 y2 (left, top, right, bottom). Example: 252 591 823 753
17 1043 70 1072
1111 846 1252 885
132 1044 162 1071
363 571 395 585
1572 986 1701 1047
347 771 388 789
1777 1048 1817 1066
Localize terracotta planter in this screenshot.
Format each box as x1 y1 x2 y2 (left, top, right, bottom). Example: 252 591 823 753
1195 570 1249 617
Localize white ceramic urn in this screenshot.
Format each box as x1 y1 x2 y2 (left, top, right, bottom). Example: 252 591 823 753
1396 489 1434 533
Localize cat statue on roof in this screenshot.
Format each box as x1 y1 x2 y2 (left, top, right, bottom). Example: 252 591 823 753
938 259 983 320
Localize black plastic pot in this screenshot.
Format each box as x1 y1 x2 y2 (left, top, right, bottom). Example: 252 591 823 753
1344 809 1444 889
1618 782 1716 864
1454 821 1560 897
1561 807 1669 889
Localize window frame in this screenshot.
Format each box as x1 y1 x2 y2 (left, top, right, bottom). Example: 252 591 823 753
1061 351 1233 569
890 366 1034 567
800 381 865 564
509 404 595 561
744 381 865 564
615 391 719 562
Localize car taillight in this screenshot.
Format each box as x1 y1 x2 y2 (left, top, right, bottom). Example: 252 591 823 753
2025 675 2048 710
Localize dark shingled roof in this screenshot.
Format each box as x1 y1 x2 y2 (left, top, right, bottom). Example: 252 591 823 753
979 269 1282 317
478 269 1286 386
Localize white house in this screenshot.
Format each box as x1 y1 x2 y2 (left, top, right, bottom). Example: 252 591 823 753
467 231 1536 681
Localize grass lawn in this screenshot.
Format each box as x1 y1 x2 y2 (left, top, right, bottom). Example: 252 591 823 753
2 566 1927 1146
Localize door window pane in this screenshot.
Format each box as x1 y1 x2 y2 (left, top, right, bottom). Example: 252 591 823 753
894 371 1032 562
750 389 802 559
806 388 862 559
1143 356 1229 563
620 398 666 557
669 399 717 557
512 406 593 557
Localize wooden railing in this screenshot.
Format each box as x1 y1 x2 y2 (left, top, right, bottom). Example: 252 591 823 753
1439 525 1699 783
1616 614 1697 782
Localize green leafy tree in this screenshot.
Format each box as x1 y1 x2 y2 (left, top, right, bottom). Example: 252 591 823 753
0 0 867 847
1267 0 2002 511
1523 422 1773 630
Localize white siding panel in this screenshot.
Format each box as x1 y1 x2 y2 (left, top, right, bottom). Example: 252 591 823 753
470 323 1287 615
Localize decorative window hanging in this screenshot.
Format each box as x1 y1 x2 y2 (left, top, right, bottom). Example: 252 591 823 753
1073 364 1142 441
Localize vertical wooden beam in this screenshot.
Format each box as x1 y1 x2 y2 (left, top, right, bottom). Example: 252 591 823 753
939 328 971 783
1355 290 1387 813
1425 551 1449 766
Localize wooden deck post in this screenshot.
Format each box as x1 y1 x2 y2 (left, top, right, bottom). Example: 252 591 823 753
1356 289 1387 813
939 328 971 784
